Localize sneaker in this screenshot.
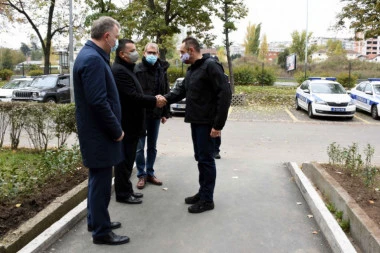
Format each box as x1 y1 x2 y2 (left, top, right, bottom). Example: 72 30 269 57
185 193 200 204
136 176 146 189
188 200 214 213
214 152 221 159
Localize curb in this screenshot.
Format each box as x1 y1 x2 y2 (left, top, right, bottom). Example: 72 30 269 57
302 162 380 253
286 162 357 253
0 180 88 253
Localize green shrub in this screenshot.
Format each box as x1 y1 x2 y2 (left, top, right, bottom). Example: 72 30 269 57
294 71 309 84
167 67 185 84
0 69 14 80
233 65 255 85
253 66 276 86
336 72 358 88
28 69 43 77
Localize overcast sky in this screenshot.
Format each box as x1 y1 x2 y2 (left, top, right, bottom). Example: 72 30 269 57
0 0 351 49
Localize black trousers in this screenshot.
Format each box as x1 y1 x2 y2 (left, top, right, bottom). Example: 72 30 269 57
114 137 139 198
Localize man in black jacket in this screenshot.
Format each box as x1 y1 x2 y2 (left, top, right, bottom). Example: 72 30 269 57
164 37 232 213
111 39 166 204
134 43 170 189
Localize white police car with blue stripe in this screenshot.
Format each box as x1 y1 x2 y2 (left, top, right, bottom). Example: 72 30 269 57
295 77 356 119
350 78 380 119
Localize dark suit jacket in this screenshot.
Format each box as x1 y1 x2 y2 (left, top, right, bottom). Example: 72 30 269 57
73 40 124 168
111 56 156 140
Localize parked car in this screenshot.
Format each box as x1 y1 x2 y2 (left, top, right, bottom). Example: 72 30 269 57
295 77 356 119
170 77 186 115
12 74 71 103
0 78 33 102
350 78 380 119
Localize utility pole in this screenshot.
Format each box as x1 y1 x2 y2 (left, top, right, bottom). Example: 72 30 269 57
304 0 309 80
69 0 74 102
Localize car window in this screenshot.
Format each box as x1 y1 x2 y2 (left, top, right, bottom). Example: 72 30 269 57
364 84 373 93
356 82 367 92
373 84 380 95
311 83 346 94
2 80 31 89
58 76 70 86
30 76 57 89
300 82 309 90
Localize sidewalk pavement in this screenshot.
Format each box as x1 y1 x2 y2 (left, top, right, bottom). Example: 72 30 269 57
20 115 379 253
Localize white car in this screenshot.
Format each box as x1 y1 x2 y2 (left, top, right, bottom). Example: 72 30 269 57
170 77 186 115
295 77 356 119
350 78 380 119
0 78 33 102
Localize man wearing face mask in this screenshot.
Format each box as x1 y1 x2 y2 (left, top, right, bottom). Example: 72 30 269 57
134 43 170 189
111 39 167 204
164 37 231 213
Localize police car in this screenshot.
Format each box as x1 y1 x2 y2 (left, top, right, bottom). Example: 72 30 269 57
295 77 356 119
350 78 380 119
169 77 186 115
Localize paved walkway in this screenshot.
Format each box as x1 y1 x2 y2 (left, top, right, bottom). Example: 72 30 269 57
34 111 380 253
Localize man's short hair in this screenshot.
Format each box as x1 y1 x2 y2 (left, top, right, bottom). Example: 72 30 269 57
116 39 135 55
182 37 201 52
91 16 121 40
144 43 159 53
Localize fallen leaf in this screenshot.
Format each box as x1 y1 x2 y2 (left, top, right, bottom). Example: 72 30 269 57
335 171 343 174
296 202 302 205
312 231 318 234
307 214 314 218
162 188 168 191
15 203 21 208
369 200 375 204
232 176 239 179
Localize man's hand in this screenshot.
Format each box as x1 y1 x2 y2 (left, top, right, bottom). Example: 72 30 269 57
156 95 167 108
210 128 221 138
161 117 167 124
115 131 124 142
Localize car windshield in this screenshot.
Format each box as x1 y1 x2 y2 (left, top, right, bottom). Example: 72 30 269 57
2 79 32 89
373 84 380 95
30 76 57 88
311 83 346 94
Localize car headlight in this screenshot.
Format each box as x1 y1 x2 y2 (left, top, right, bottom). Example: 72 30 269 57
315 99 327 105
37 91 46 98
32 92 39 98
349 100 355 105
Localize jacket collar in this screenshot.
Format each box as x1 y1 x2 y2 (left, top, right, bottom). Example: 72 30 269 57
85 40 110 64
114 55 135 71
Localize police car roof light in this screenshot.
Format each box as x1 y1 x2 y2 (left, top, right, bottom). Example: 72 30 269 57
368 78 380 82
308 77 336 81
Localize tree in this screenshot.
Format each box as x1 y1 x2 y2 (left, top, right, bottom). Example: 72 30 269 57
336 0 380 39
214 0 248 93
289 30 316 63
86 0 218 60
326 39 346 57
277 48 290 69
243 22 261 56
1 0 84 74
2 49 12 70
20 43 30 57
258 34 268 62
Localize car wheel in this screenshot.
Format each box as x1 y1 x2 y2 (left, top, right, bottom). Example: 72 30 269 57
308 104 314 118
295 97 300 110
46 97 56 103
371 105 379 119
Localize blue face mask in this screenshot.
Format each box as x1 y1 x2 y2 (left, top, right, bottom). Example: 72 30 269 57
180 52 190 63
110 39 119 52
146 54 158 65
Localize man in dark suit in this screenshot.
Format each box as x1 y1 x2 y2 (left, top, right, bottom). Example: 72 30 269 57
73 16 129 245
112 39 166 204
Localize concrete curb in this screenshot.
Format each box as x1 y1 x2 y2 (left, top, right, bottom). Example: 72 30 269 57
0 180 88 253
302 162 380 253
286 162 357 253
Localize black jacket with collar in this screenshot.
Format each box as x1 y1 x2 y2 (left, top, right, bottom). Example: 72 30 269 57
134 57 170 119
164 54 232 130
111 56 157 140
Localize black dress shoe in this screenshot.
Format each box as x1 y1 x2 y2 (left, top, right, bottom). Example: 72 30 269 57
132 192 143 198
188 200 214 213
93 231 129 245
116 195 142 204
185 193 200 204
88 221 121 232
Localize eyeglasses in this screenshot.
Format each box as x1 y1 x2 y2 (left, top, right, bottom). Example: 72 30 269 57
146 51 158 55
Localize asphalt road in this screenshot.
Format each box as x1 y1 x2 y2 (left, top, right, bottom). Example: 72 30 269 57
36 107 380 252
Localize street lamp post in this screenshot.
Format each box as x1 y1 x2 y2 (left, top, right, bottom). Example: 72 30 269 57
69 0 74 102
304 0 309 79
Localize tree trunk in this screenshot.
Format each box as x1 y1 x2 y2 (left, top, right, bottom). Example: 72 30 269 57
224 3 235 94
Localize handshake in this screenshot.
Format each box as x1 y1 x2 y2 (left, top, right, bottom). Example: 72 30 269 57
155 95 167 108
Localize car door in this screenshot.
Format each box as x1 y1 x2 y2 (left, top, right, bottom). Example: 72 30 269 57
57 76 70 103
352 82 369 111
363 83 375 112
298 82 310 110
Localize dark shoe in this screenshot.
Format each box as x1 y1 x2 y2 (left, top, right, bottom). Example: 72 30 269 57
185 193 200 204
93 231 129 245
214 152 221 159
116 195 142 204
188 200 215 213
136 176 146 189
132 192 143 198
147 175 163 185
88 221 121 232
